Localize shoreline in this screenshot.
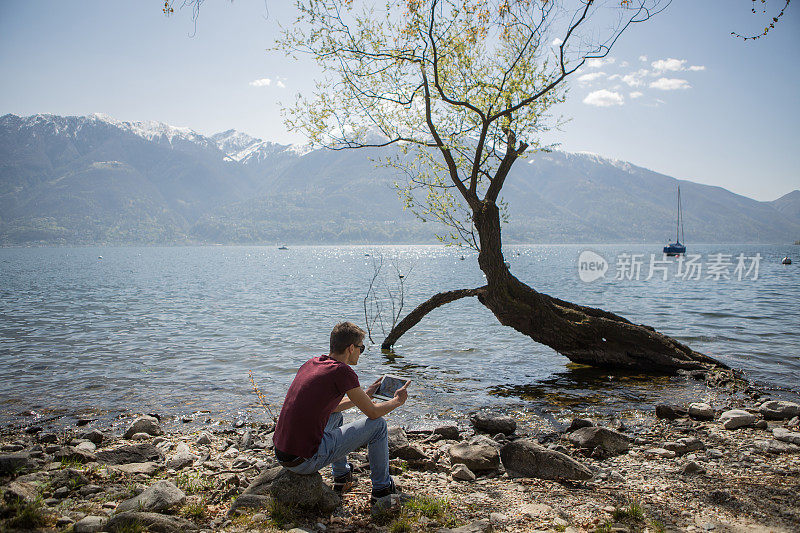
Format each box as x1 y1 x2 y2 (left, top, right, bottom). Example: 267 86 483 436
1 370 799 532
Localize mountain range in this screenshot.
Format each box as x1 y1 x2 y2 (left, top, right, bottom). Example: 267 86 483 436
1 112 798 245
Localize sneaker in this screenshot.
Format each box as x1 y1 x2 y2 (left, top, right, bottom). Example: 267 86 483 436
370 478 409 505
333 462 356 494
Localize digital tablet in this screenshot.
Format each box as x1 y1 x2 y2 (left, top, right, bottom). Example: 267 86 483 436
372 374 411 401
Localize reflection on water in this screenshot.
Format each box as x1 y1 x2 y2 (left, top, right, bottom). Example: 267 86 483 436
1 244 798 431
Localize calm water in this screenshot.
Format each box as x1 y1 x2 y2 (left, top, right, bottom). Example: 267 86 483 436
1 245 798 431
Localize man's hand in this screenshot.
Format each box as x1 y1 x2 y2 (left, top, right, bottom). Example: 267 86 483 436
393 381 409 405
365 376 382 398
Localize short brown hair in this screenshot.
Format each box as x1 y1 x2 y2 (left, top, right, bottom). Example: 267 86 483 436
330 322 366 354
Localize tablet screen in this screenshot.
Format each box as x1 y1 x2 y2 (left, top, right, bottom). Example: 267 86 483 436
375 375 409 399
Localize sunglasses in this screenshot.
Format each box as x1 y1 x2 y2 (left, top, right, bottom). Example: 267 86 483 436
355 344 365 354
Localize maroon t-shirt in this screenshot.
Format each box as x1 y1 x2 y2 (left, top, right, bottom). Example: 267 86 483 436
272 355 360 458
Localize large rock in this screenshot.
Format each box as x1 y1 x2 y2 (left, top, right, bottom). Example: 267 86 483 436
166 442 197 470
2 481 38 504
269 469 340 513
80 429 105 445
111 462 159 476
96 443 163 465
106 511 199 532
394 444 428 461
567 427 630 455
500 439 592 480
388 426 409 458
719 409 757 430
116 480 186 513
566 418 594 432
451 463 476 481
228 494 272 516
49 468 89 490
773 427 800 445
0 453 32 475
53 446 96 464
74 515 108 533
242 466 284 495
688 403 715 421
755 439 800 454
655 404 688 420
433 425 460 440
760 400 800 420
470 412 516 435
438 519 491 533
124 416 163 439
448 437 500 472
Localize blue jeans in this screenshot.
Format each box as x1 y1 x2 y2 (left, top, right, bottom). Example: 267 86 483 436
284 412 391 491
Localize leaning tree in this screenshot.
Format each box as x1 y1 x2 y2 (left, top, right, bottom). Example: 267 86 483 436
279 0 724 371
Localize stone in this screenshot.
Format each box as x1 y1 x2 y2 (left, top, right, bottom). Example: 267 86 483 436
240 430 254 450
228 494 272 516
56 516 75 527
645 448 676 459
489 512 507 526
759 400 800 420
111 462 159 476
681 461 705 475
566 418 594 432
81 429 104 445
131 432 152 441
54 446 96 463
2 481 38 504
106 511 199 532
74 516 107 533
501 438 592 480
688 403 715 420
54 486 70 498
388 426 410 458
451 463 476 481
519 503 554 518
76 441 97 452
438 519 491 533
79 484 104 496
196 432 213 445
448 438 500 472
0 453 32 475
754 420 768 429
719 409 757 430
567 426 630 455
754 439 800 454
116 480 186 513
2 444 24 452
124 416 164 439
773 427 800 445
394 444 428 461
269 469 340 513
242 466 284 495
470 412 516 435
38 433 58 444
788 416 800 428
96 443 163 465
433 425 460 440
166 442 197 470
50 468 89 490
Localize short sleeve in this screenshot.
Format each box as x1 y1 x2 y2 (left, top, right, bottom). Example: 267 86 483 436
335 364 360 394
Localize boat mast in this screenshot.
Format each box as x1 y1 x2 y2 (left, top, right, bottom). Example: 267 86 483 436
678 186 684 244
676 186 681 243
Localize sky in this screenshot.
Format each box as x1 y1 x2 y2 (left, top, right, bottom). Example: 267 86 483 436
0 1 797 202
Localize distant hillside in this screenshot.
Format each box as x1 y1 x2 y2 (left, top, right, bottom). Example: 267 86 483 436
1 113 798 245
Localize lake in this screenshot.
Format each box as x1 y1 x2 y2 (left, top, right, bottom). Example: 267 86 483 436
1 244 798 431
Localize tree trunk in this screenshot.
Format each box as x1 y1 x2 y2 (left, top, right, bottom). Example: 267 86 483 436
382 200 726 372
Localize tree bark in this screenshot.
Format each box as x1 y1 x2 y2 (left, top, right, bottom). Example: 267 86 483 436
382 200 726 372
381 287 486 350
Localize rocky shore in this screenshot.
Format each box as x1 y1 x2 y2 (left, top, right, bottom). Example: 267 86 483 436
2 370 799 533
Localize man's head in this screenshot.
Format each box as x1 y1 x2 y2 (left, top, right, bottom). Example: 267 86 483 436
329 322 366 364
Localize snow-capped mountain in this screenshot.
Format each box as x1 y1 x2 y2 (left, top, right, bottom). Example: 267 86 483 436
1 112 798 245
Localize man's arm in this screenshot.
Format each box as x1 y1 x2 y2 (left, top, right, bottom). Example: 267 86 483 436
345 381 408 420
333 377 383 413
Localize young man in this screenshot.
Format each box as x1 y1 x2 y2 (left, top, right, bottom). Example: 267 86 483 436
272 322 409 503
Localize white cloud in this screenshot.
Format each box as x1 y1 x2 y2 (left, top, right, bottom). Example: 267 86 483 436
585 57 615 68
639 55 648 62
578 72 607 83
629 91 643 99
608 74 621 81
249 78 272 87
649 77 691 90
551 38 563 47
651 58 686 72
621 69 650 87
276 80 286 88
583 89 624 107
688 65 706 71
620 61 629 68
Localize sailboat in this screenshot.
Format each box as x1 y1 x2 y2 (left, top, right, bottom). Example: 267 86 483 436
663 186 686 256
